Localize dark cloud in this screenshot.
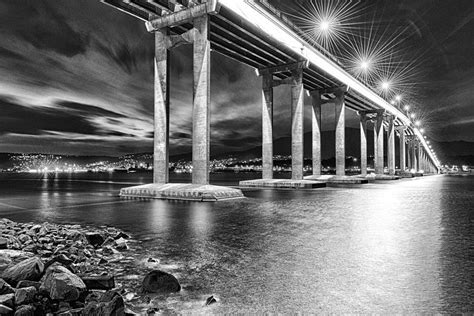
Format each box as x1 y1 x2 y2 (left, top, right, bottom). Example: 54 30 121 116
0 47 28 62
2 1 89 57
55 101 126 119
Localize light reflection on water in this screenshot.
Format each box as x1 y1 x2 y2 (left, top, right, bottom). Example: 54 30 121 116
0 173 472 313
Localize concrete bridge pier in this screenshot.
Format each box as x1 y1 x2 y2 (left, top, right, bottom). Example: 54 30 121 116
374 110 385 175
310 91 322 177
291 68 305 180
397 126 406 172
262 74 274 180
334 88 346 177
359 112 368 177
120 7 244 201
387 115 396 175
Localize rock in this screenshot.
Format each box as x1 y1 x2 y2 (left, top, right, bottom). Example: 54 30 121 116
145 307 160 315
114 238 128 250
114 232 130 240
14 286 36 305
0 279 14 295
57 308 83 316
0 294 14 307
18 235 31 245
0 256 12 274
0 239 7 250
41 265 87 302
80 275 115 290
1 257 44 286
13 304 35 316
15 281 40 290
142 270 181 294
85 233 104 248
205 295 217 306
83 292 125 316
0 250 33 261
0 304 13 315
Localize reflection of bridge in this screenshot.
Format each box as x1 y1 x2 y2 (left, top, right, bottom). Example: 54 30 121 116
103 0 440 200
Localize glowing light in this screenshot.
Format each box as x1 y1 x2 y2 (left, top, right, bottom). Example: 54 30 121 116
395 95 402 101
427 141 430 144
420 128 425 133
381 81 390 90
404 105 410 111
410 113 416 119
390 100 395 105
360 60 370 70
415 120 421 126
319 20 331 32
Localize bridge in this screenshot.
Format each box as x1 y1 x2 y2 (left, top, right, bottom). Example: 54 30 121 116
102 0 441 201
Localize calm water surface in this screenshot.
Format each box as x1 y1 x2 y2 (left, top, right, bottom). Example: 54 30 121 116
0 172 472 313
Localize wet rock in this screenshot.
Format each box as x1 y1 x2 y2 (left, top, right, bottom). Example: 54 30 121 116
0 279 14 295
57 308 83 316
1 257 44 286
15 280 40 290
41 265 86 302
114 232 130 240
0 304 13 315
14 304 35 316
81 275 115 290
205 295 217 306
85 233 104 248
0 293 14 307
0 239 7 250
114 238 128 250
14 286 36 305
83 291 125 316
142 270 181 294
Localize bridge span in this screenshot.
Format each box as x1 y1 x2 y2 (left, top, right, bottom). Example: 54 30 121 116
102 0 441 200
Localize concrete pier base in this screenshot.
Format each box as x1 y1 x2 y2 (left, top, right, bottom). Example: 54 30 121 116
120 183 244 201
374 174 401 180
304 175 369 185
239 179 326 189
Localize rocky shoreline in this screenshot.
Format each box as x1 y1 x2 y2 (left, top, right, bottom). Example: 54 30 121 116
0 218 208 315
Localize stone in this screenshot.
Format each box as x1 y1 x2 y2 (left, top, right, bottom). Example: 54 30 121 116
0 304 13 315
0 239 7 250
0 294 14 307
85 233 104 248
83 292 125 316
80 275 115 290
13 304 35 316
0 279 14 295
14 286 36 305
57 308 83 316
142 270 181 294
114 232 130 240
41 265 86 302
1 257 44 286
205 295 217 306
114 238 128 250
16 281 40 290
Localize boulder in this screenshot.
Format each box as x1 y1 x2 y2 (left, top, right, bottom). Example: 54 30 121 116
80 275 115 290
142 270 181 294
0 279 14 295
1 257 43 286
205 295 217 306
85 233 104 248
13 304 35 316
83 291 125 316
0 304 13 315
0 293 14 308
0 239 7 250
16 281 40 290
0 256 12 274
57 308 83 316
40 265 86 302
14 286 36 305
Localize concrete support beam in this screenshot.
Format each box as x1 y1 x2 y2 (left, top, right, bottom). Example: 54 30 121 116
153 29 170 184
416 141 421 172
146 0 219 31
259 60 309 77
374 111 385 174
359 113 367 176
192 15 210 185
311 91 322 176
411 140 417 171
291 68 304 180
334 89 345 176
262 74 273 179
387 115 395 175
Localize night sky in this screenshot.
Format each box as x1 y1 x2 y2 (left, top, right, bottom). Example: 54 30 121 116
0 0 472 157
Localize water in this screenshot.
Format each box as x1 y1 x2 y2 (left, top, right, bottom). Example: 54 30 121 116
0 172 472 313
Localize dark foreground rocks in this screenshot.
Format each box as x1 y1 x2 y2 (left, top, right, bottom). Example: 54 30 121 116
0 218 187 315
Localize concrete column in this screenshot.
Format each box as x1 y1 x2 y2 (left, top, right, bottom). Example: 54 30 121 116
334 89 345 176
399 128 406 171
311 91 322 176
262 74 273 179
153 29 170 184
375 112 384 174
291 69 304 180
373 122 378 171
411 139 416 171
360 113 367 176
387 116 395 175
416 142 421 172
192 15 210 185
